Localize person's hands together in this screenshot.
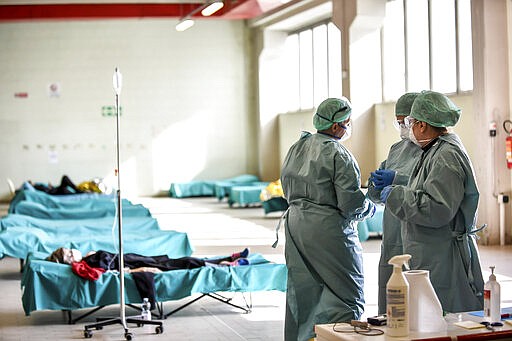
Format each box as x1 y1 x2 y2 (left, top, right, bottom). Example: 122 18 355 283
380 186 393 203
370 169 396 190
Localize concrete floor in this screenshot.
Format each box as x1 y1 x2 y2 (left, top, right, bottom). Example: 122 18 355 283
0 196 511 341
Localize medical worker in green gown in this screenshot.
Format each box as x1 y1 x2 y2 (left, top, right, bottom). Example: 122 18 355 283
380 91 484 313
367 92 422 315
281 97 376 341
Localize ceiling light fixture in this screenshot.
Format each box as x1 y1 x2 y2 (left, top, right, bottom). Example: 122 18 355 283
201 1 224 16
175 1 224 32
175 18 195 31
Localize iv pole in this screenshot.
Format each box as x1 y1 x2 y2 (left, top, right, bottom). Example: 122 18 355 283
83 68 163 340
113 66 129 335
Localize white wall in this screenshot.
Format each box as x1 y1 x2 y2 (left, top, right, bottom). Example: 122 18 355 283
0 19 253 199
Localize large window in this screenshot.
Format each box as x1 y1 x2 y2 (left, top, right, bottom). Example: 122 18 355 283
431 0 457 93
382 0 406 100
283 22 343 112
457 0 473 92
382 0 473 101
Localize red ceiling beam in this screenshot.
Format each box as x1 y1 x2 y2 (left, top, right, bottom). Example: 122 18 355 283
0 2 258 21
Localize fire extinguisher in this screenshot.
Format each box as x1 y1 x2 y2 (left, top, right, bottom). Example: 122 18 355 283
504 120 512 169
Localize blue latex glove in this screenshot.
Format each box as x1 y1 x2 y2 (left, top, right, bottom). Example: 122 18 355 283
380 185 393 203
370 169 396 190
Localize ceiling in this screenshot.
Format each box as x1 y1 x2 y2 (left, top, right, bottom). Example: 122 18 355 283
0 0 289 21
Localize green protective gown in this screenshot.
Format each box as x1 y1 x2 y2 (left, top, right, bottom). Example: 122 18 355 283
385 133 484 313
281 132 375 341
367 138 421 314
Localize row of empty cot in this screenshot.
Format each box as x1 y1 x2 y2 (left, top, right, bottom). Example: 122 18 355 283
169 174 287 212
169 174 384 241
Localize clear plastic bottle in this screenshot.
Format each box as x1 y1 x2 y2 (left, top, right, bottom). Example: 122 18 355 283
141 298 152 321
483 266 501 323
386 254 411 337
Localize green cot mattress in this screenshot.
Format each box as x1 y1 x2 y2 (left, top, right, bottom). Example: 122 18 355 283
0 215 193 260
12 201 151 219
9 190 127 213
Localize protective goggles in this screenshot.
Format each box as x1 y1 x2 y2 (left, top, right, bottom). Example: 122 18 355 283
404 116 419 129
392 119 407 131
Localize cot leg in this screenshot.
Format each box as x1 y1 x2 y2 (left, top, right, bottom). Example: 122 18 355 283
241 292 253 310
65 306 106 324
162 292 253 318
156 301 165 319
164 294 208 318
207 293 252 313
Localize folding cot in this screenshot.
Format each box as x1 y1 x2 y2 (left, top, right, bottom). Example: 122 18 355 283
217 181 269 203
12 200 151 219
9 189 121 214
0 214 160 233
262 197 289 214
21 251 287 324
259 180 288 214
228 183 269 207
169 180 217 198
212 176 262 201
0 225 193 261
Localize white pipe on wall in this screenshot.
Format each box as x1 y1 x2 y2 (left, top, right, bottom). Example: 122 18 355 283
498 193 506 246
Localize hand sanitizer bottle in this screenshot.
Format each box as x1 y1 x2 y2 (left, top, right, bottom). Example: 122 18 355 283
484 266 501 323
386 254 411 337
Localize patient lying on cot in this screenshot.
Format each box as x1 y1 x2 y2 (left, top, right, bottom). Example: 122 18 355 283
46 247 251 279
47 247 251 309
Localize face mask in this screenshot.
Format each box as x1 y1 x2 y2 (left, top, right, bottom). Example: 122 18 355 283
408 125 433 147
339 123 352 142
408 128 421 146
400 126 409 140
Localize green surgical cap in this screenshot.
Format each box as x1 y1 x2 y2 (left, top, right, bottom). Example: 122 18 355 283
410 90 461 127
395 92 420 117
313 97 352 130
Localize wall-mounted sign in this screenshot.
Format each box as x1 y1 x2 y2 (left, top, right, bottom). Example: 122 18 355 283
102 105 123 117
48 150 58 164
48 82 61 97
14 92 28 98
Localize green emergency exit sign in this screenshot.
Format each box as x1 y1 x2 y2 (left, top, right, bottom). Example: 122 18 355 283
102 106 123 117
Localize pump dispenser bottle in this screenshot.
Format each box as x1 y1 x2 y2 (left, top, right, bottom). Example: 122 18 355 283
484 266 501 323
386 254 411 337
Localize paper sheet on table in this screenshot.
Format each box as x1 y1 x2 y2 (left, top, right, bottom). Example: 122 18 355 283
454 321 486 329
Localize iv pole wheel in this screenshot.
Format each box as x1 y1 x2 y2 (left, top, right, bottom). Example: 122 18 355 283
155 325 163 334
84 329 92 338
125 332 133 340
